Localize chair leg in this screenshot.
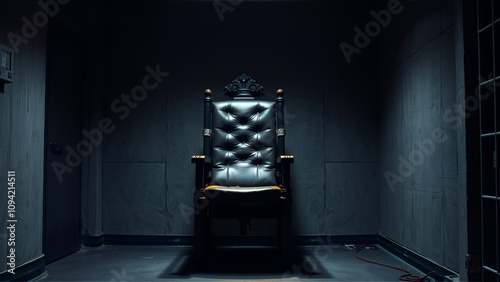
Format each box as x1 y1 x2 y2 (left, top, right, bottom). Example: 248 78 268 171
194 207 207 262
280 201 292 260
204 216 212 254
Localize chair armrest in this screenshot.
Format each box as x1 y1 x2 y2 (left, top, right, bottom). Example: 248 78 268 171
277 155 294 201
191 155 211 190
191 155 211 163
277 155 294 164
192 155 205 162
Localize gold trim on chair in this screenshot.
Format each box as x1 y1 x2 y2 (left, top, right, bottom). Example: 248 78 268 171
205 185 281 193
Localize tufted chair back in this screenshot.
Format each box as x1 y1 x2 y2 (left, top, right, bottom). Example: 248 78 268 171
211 100 277 187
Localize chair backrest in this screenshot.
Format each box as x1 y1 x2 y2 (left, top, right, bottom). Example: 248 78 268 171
203 74 284 188
211 100 277 187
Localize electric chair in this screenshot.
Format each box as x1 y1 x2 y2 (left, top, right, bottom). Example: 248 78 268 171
191 73 294 260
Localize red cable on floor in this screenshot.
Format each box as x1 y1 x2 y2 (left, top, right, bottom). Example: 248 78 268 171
354 244 435 282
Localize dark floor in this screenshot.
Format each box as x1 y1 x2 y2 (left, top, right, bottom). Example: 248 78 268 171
36 245 434 281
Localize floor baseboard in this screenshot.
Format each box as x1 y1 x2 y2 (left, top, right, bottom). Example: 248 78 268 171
0 255 45 282
379 235 458 281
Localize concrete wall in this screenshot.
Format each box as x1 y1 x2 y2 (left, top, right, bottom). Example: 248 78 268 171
377 0 466 274
100 1 381 236
0 0 47 275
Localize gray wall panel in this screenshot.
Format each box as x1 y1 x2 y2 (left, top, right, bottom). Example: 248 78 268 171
380 183 415 247
406 0 442 55
441 26 460 180
325 163 379 235
324 78 379 163
103 163 167 235
287 82 326 235
443 178 460 269
0 1 47 273
378 0 465 272
411 189 444 263
103 88 168 163
441 0 454 32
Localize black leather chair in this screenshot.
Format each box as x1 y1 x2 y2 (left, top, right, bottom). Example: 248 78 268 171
191 74 294 260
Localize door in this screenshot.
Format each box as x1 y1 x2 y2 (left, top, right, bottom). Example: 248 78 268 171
43 25 84 263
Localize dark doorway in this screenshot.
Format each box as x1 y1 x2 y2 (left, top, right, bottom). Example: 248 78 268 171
43 25 84 264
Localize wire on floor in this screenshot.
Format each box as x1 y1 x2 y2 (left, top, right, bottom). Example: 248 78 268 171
354 244 435 282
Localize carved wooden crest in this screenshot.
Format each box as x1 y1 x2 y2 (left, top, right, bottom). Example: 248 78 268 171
224 73 264 99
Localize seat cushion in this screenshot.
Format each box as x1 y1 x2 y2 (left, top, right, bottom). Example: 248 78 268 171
204 185 281 206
